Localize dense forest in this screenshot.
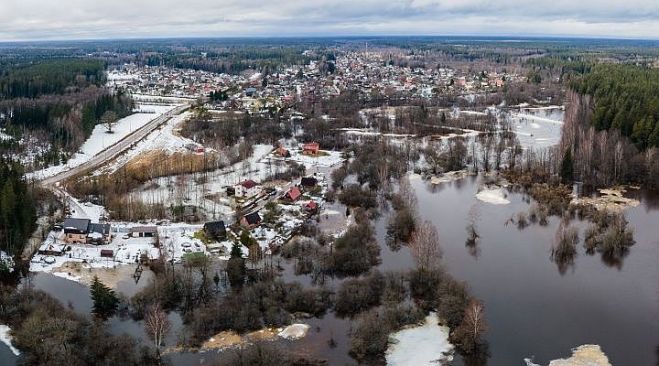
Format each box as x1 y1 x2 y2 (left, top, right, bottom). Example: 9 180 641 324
572 64 659 149
0 59 106 99
0 160 36 258
0 59 133 159
141 46 315 75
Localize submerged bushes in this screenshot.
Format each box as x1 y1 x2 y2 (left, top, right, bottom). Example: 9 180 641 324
584 212 635 267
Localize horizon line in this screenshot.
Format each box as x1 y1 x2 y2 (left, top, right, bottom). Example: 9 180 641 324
1 33 658 45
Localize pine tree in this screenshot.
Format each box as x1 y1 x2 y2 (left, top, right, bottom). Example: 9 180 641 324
90 275 119 319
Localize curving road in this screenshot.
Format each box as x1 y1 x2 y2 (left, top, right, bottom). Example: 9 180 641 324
39 104 190 186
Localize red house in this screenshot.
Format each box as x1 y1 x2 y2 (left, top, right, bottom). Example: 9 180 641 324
302 142 320 155
305 200 318 214
276 146 290 158
284 186 302 202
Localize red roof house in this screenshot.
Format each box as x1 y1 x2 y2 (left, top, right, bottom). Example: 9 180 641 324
302 142 320 155
241 179 257 189
284 187 302 202
276 146 290 157
305 200 318 214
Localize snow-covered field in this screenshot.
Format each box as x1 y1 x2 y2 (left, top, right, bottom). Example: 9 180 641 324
28 104 178 180
99 111 198 174
385 313 453 366
278 324 310 340
509 107 564 149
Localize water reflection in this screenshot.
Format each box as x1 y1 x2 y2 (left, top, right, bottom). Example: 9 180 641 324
412 175 659 365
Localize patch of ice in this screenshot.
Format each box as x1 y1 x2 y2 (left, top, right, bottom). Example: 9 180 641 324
386 313 453 366
52 271 82 282
524 344 611 366
476 187 510 205
278 324 310 340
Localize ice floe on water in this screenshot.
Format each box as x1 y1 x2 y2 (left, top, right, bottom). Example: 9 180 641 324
278 324 310 340
476 186 510 205
386 313 453 366
525 344 611 366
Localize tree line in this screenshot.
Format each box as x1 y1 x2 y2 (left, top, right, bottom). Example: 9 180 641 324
571 64 659 150
0 59 106 100
0 159 36 259
0 58 133 160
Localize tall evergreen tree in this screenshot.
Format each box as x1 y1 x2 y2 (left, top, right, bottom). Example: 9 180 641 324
90 276 119 319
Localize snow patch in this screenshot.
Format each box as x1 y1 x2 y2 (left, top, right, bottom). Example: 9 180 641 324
386 313 453 366
278 324 310 340
29 104 178 180
0 324 20 356
476 187 510 205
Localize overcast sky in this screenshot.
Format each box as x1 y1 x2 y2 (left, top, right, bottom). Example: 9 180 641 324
1 0 658 41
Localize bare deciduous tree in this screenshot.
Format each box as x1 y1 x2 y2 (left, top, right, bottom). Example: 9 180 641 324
457 299 488 348
144 304 171 352
408 220 442 271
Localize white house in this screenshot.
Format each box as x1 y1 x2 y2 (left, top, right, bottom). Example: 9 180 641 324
234 179 260 198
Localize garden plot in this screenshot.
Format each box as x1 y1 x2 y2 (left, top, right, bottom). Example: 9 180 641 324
253 204 306 251
62 190 106 222
130 144 281 218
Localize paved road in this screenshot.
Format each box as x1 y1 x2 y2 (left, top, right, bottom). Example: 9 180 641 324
39 104 190 186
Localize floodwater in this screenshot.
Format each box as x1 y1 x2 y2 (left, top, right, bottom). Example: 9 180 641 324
411 175 659 366
3 176 656 365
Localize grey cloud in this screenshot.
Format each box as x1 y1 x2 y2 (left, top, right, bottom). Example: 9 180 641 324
0 0 657 40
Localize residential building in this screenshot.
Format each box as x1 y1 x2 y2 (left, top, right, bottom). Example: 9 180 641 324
204 221 227 240
302 142 320 155
284 186 302 202
235 179 260 198
241 212 262 228
63 218 91 244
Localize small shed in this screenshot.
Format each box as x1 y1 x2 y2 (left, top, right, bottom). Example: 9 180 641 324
130 226 157 238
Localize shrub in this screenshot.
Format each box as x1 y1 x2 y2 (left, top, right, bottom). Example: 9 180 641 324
328 220 380 276
338 184 378 209
334 271 385 317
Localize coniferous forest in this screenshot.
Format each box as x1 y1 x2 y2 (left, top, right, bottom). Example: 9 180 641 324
0 59 133 157
572 64 659 149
